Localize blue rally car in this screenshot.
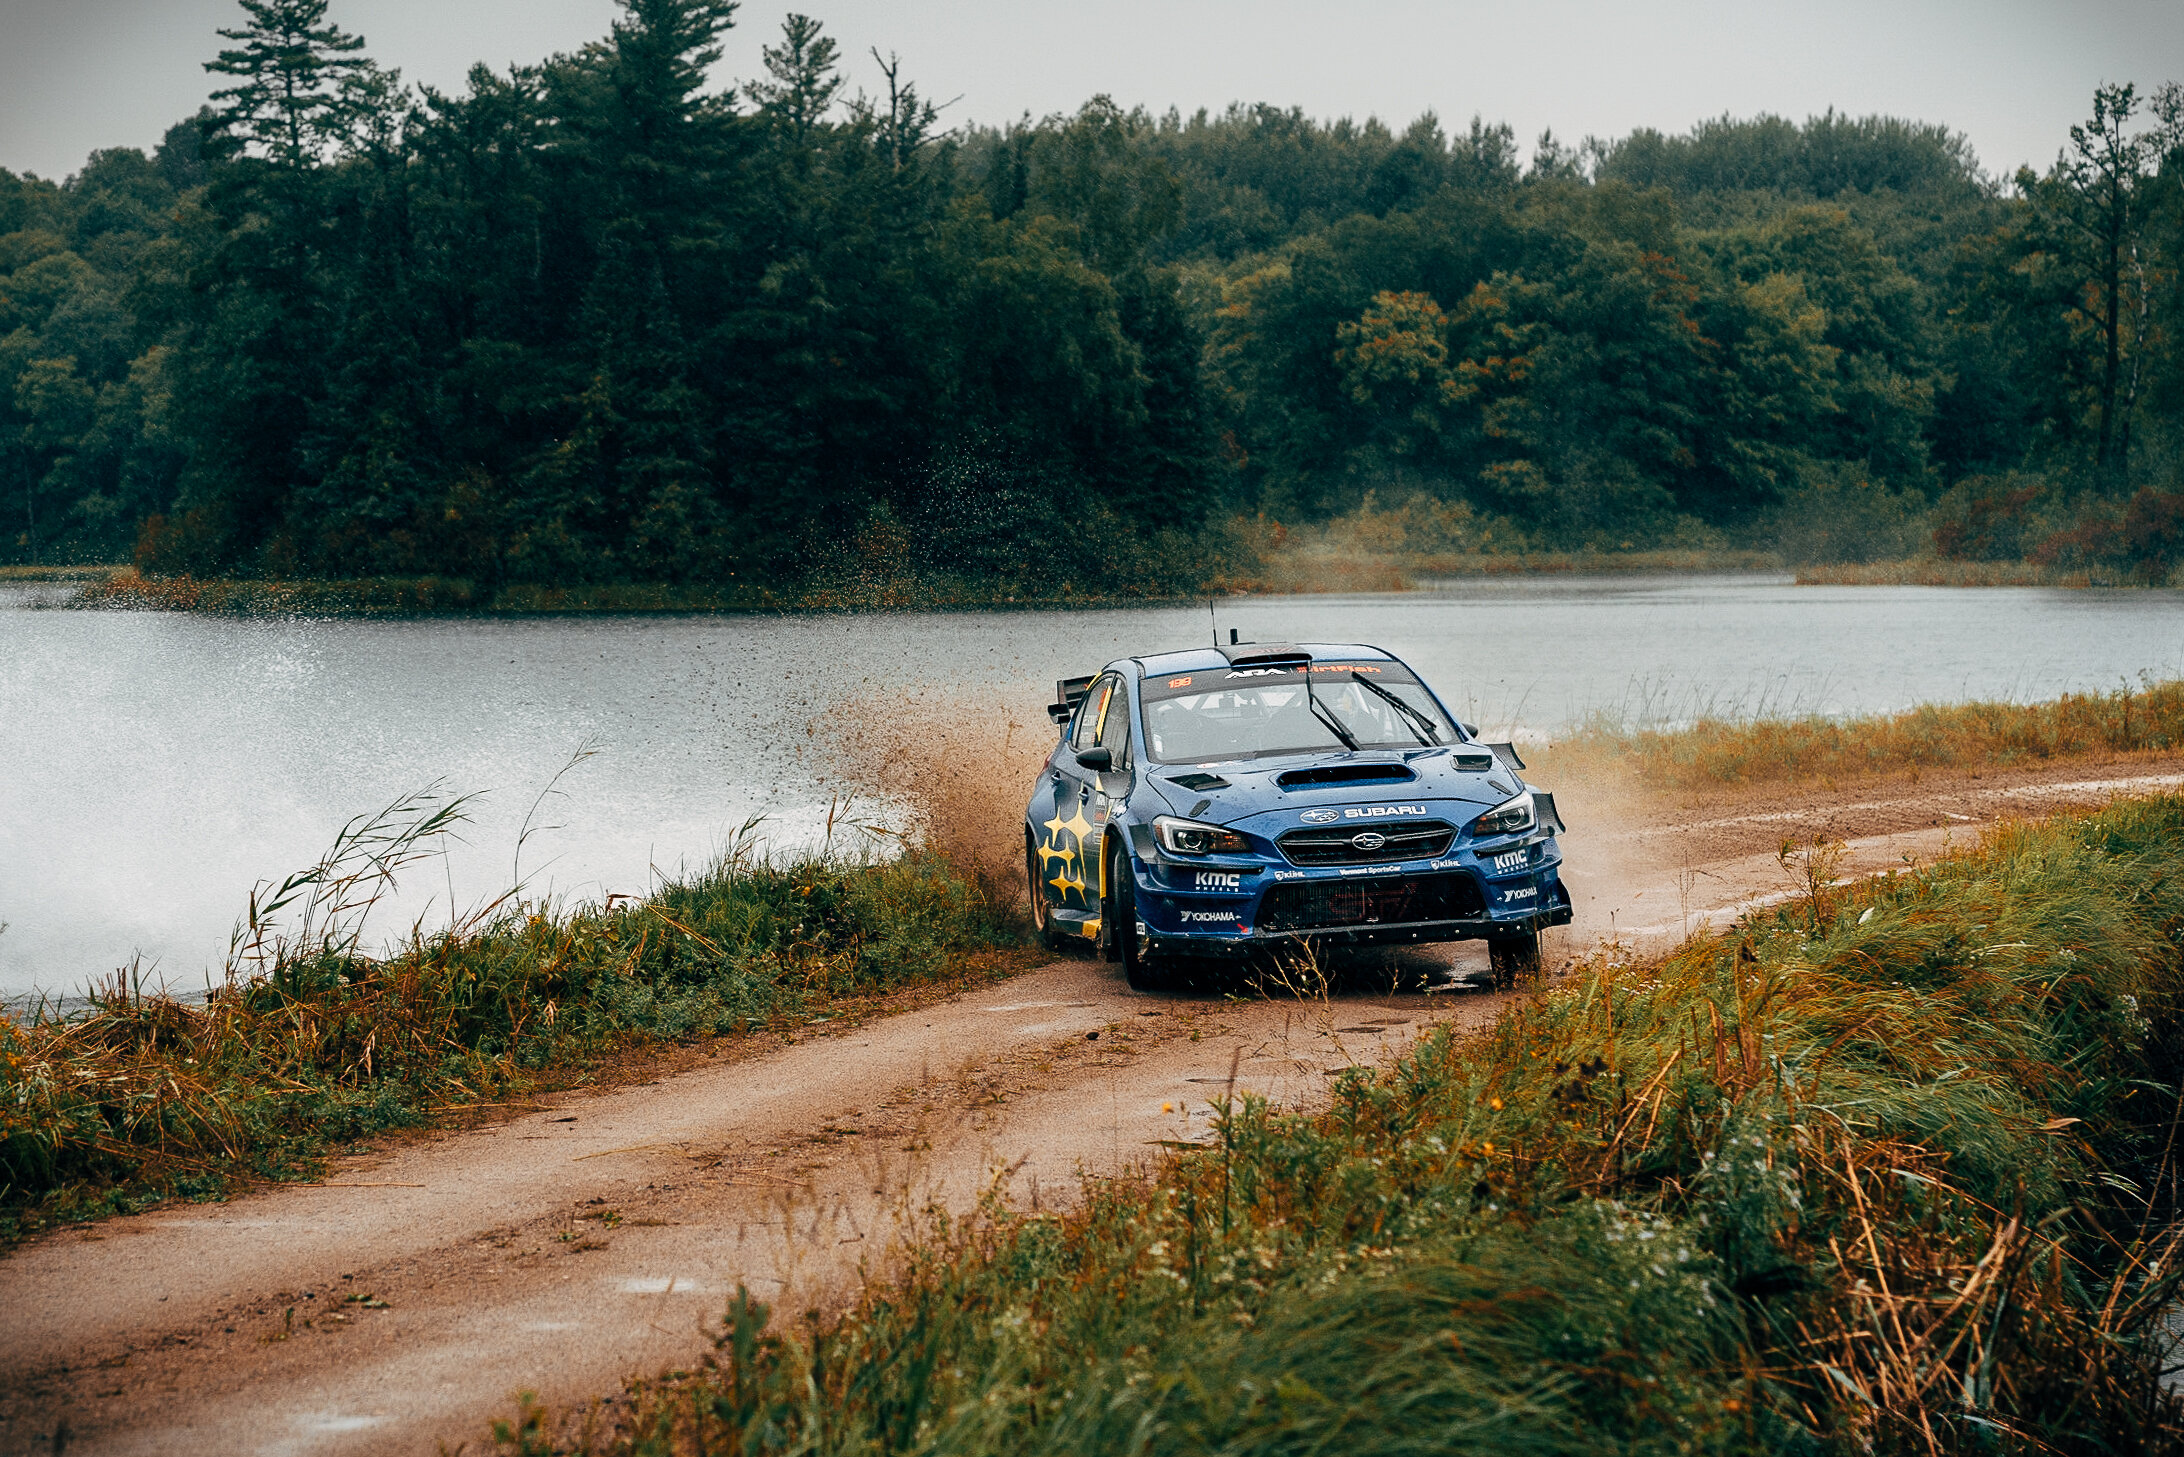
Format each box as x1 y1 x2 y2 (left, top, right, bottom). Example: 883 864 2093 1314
1024 638 1572 991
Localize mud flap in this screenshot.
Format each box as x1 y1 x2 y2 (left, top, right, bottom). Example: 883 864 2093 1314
1539 878 1573 928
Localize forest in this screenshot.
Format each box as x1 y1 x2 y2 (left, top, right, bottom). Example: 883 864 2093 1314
3 0 2183 594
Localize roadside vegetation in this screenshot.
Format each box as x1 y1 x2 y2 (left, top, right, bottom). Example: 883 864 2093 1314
0 794 1023 1242
1544 677 2184 793
502 797 2184 1455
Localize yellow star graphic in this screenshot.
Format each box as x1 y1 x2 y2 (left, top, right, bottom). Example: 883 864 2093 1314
1035 833 1074 873
1058 802 1096 847
1041 809 1071 842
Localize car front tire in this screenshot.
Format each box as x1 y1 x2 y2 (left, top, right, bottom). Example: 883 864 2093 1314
1103 840 1166 992
1487 931 1540 990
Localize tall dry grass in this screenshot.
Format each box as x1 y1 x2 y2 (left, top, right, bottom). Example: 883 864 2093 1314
0 792 1024 1238
512 796 2184 1456
1543 678 2184 793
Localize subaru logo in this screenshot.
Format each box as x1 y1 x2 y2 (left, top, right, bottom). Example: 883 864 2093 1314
1300 809 1340 824
1351 831 1387 851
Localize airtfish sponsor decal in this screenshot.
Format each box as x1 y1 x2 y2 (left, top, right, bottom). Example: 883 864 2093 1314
1218 664 1385 678
1193 871 1242 890
1343 804 1426 819
1490 849 1530 873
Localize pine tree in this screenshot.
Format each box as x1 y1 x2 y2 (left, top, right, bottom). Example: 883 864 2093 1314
203 0 380 167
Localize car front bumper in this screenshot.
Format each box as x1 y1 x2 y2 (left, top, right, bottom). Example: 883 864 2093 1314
1131 839 1571 956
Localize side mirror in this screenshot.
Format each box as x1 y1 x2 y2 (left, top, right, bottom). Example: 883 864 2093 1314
1459 721 1480 739
1075 747 1114 772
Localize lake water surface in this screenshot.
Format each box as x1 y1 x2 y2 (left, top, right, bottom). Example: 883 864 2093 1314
6 574 2183 1001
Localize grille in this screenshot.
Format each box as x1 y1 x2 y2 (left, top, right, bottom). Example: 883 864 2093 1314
1278 819 1455 866
1259 872 1484 933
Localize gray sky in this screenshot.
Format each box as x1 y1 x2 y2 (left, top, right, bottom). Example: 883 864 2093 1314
2 0 2180 185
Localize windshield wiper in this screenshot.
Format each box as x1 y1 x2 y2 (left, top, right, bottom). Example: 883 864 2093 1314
1351 671 1440 746
1302 671 1360 751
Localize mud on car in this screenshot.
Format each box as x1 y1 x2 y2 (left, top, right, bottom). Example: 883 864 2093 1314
1024 639 1572 991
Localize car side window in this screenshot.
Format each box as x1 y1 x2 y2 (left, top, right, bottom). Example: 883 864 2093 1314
1072 676 1115 752
1097 680 1132 766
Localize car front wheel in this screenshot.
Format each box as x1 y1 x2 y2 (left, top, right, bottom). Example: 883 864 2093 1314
1487 931 1540 990
1103 840 1165 991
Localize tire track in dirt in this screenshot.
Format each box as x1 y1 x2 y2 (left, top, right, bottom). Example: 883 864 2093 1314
6 758 2181 1456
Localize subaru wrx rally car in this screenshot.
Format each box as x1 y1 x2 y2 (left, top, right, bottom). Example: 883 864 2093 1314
1025 638 1571 991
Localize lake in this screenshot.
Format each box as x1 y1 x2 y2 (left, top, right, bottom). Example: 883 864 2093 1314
5 573 2182 1002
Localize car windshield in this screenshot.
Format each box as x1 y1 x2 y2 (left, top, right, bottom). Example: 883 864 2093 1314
1139 662 1461 763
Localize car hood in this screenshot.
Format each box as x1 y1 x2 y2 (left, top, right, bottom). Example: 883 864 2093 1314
1138 747 1520 825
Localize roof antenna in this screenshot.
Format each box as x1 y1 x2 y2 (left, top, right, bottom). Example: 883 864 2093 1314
1230 628 1239 645
1209 599 1216 648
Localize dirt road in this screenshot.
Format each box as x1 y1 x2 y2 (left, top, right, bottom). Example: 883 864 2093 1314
5 758 2180 1456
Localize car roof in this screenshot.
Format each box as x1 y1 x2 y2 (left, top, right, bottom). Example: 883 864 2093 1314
1126 643 1400 677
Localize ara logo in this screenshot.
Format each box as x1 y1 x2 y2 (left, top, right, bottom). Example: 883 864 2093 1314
1194 871 1242 890
1299 809 1341 824
1343 804 1426 819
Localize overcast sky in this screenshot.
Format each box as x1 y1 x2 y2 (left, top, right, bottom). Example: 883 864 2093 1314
2 0 2180 185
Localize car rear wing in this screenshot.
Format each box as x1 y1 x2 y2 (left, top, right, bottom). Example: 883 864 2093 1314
1048 675 1095 725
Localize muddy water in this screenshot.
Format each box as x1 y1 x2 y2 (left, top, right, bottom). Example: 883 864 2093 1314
6 573 2183 1000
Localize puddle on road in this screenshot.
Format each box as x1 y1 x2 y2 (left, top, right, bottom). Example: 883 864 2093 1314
616 1276 715 1295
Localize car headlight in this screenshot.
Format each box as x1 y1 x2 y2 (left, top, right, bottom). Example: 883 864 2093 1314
1154 815 1250 855
1470 792 1536 839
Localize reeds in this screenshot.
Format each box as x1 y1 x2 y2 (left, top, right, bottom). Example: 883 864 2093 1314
540 796 2184 1456
0 802 1023 1237
1551 677 2184 792
1794 560 2169 588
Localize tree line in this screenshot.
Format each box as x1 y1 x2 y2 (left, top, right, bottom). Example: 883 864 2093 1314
4 0 2182 589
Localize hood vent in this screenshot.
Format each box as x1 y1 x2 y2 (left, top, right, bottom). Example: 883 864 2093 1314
1220 642 1311 669
1166 771 1231 792
1453 750 1496 772
1275 762 1417 790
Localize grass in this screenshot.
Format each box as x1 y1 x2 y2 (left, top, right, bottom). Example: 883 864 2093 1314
1541 678 2184 794
59 570 1227 617
1793 560 2175 589
501 797 2184 1456
0 563 126 582
0 793 1025 1241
